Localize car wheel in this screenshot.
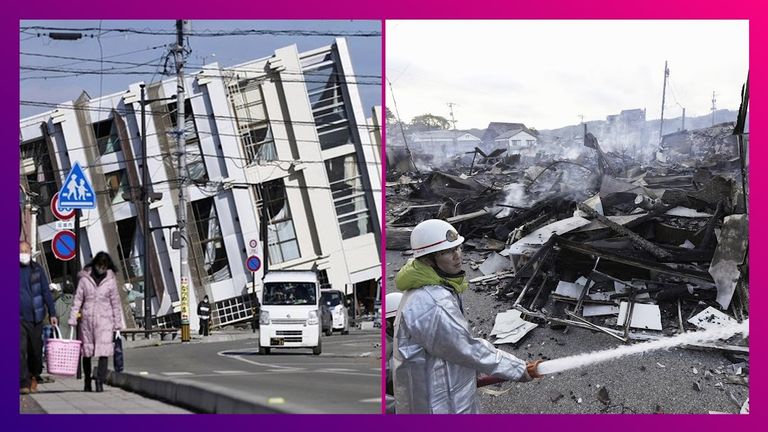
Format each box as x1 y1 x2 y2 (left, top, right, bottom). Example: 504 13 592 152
259 347 270 355
324 328 332 337
312 341 322 356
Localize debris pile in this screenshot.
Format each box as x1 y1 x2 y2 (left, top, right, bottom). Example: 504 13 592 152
387 122 749 378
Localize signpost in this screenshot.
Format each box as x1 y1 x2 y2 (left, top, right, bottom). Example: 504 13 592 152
50 192 75 220
246 255 262 332
52 230 77 261
58 162 96 209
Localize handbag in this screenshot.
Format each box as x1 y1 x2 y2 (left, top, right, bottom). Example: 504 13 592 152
113 332 124 373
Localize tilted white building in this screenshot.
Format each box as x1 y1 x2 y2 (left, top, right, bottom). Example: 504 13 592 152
19 38 382 330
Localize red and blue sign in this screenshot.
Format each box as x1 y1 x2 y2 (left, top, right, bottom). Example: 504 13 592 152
246 255 262 272
50 192 75 220
52 230 77 261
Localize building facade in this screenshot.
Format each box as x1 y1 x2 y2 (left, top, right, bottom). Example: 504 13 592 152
494 129 538 158
19 38 382 330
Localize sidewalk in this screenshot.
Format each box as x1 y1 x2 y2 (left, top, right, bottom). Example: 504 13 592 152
20 376 192 414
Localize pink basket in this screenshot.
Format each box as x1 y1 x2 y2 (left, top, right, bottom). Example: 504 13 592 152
46 326 81 377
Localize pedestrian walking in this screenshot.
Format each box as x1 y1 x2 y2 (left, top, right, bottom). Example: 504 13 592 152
68 252 125 392
20 240 58 394
392 219 542 414
197 296 211 336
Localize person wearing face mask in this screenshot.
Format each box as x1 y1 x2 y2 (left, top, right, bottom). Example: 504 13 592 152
68 252 125 392
392 219 542 414
19 241 58 395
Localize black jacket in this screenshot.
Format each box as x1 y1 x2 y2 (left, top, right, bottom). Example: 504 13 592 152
20 262 56 324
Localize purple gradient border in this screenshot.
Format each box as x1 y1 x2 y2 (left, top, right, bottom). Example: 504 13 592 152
4 0 762 428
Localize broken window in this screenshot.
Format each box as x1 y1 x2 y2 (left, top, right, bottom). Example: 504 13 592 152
191 198 231 282
304 62 353 150
228 78 277 165
241 123 276 164
325 154 373 239
104 169 130 205
168 100 207 182
20 138 57 225
92 118 121 155
115 217 145 292
255 179 300 264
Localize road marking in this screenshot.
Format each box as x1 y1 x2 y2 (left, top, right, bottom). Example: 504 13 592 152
213 370 248 374
216 349 304 370
359 398 381 403
161 372 194 376
317 368 356 373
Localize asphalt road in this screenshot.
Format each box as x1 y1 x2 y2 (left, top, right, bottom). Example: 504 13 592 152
124 330 382 414
386 249 748 414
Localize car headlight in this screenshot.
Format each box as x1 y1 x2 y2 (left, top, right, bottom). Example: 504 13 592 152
307 310 319 325
259 310 270 325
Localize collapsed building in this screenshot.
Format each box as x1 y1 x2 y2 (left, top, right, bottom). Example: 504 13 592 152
387 92 749 365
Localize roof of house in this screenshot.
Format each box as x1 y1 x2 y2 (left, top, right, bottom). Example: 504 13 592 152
481 122 537 142
410 130 481 140
494 128 537 140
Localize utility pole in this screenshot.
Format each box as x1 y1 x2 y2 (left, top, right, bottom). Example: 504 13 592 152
578 114 584 124
140 84 152 336
138 84 175 338
174 20 191 342
711 91 717 126
681 107 686 131
447 102 458 130
659 61 669 142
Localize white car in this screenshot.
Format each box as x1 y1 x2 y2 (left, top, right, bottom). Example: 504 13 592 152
320 289 350 335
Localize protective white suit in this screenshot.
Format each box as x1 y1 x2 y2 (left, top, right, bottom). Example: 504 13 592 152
393 284 530 414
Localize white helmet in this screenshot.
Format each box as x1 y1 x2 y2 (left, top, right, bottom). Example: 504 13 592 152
385 292 403 319
410 219 464 258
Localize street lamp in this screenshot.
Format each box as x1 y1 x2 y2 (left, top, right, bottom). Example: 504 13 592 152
139 84 176 338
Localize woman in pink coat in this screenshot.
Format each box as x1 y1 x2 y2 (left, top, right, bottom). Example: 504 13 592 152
68 252 125 392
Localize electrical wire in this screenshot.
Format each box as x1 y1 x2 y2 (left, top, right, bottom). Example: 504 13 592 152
20 26 380 38
20 100 383 133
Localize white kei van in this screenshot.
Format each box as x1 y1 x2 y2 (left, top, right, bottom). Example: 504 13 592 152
259 270 322 355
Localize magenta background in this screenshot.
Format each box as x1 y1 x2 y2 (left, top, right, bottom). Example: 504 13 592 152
4 0 762 427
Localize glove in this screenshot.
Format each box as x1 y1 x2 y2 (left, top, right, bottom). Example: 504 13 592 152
526 360 543 379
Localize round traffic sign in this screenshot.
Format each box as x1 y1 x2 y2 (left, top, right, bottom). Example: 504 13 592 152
245 255 262 272
52 230 77 261
50 192 75 220
249 239 258 248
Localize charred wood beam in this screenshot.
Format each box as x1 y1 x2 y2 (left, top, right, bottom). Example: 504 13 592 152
556 237 714 284
497 236 556 298
697 200 724 250
524 160 596 192
577 202 672 260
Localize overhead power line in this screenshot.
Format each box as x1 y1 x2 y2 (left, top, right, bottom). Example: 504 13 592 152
21 26 380 38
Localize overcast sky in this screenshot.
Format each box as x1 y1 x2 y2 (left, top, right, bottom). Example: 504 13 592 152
20 20 381 119
386 20 748 130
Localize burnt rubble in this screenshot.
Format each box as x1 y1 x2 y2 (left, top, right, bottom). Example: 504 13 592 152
386 123 749 364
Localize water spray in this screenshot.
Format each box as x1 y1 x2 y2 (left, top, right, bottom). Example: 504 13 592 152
536 319 749 376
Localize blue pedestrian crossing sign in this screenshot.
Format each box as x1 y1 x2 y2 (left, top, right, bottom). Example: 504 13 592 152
59 162 96 209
